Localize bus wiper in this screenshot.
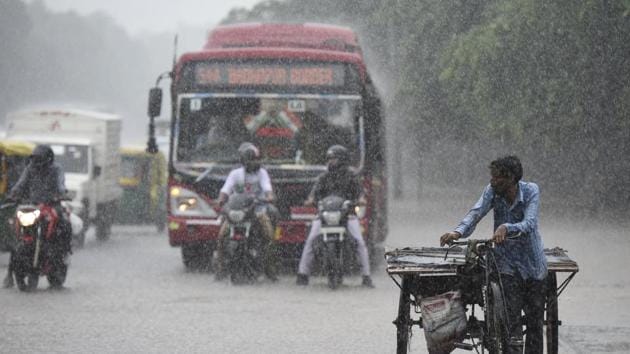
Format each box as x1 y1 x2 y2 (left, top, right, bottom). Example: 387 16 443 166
194 160 238 183
194 164 216 184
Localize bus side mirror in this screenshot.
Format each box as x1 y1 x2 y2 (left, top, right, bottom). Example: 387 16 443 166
148 87 163 118
93 165 102 178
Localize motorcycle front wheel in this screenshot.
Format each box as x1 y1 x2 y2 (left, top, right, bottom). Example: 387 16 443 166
229 245 257 285
325 241 343 290
13 245 39 292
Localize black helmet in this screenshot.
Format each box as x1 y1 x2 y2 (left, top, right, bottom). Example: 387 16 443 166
30 144 54 168
238 142 261 172
325 145 350 172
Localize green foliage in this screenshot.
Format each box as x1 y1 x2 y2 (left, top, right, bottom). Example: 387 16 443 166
225 0 630 212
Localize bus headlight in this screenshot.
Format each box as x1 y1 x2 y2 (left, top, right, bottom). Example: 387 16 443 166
176 197 198 212
17 210 40 227
170 187 217 218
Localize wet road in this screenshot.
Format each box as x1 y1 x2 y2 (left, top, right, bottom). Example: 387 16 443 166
1 197 629 353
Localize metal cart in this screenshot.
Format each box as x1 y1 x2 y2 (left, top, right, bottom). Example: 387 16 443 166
386 246 578 353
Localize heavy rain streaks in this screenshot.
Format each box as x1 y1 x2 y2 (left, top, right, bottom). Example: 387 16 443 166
1 0 630 353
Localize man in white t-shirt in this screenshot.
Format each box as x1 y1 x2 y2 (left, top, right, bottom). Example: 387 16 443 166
214 142 278 281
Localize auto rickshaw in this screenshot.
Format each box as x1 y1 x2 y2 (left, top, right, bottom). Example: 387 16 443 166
115 147 167 231
0 140 36 252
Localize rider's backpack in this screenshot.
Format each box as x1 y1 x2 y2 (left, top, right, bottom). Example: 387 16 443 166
420 290 467 353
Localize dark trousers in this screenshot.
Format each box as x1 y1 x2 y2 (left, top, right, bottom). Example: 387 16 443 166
501 272 546 354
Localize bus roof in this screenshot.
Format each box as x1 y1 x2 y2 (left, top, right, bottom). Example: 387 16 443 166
204 23 361 54
176 47 367 79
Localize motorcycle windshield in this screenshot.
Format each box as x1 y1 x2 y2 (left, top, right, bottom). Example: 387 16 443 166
319 195 346 211
225 193 255 211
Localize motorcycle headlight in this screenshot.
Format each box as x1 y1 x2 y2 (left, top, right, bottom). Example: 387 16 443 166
170 187 218 218
228 210 246 223
322 211 341 226
17 210 40 227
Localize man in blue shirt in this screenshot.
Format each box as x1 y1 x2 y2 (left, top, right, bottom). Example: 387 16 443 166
440 155 547 354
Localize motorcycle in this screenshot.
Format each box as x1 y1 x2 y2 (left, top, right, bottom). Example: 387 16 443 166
3 200 71 291
221 193 267 284
314 195 356 289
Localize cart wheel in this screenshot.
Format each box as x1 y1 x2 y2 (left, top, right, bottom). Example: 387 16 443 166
546 273 559 354
395 276 412 354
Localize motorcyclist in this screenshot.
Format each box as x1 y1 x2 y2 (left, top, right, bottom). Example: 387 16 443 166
214 142 278 281
3 144 72 288
296 145 374 288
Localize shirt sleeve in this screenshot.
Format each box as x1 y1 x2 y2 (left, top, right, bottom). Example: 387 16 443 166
8 164 31 200
220 170 237 195
55 165 67 195
454 184 494 238
504 183 539 235
259 169 272 193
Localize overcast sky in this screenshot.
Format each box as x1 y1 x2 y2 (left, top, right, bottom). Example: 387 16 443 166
31 0 262 35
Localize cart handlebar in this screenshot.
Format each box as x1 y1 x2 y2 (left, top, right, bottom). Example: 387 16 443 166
447 232 523 247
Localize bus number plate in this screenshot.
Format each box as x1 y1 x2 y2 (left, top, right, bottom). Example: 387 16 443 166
288 100 305 112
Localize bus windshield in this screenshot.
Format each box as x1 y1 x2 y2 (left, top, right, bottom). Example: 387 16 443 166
175 95 362 166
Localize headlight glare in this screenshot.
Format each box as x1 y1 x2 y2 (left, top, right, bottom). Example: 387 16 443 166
177 197 198 212
17 210 40 227
355 205 367 219
170 187 217 218
170 187 181 197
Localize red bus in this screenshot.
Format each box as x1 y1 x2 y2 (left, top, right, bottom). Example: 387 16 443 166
146 23 387 270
